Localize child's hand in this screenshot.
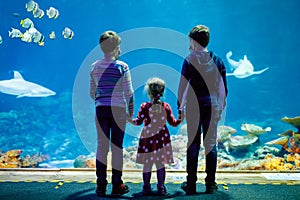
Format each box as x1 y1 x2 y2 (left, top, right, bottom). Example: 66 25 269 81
215 109 222 121
178 111 185 122
126 113 134 124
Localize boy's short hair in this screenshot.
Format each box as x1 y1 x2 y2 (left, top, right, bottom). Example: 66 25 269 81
99 31 121 53
188 25 210 48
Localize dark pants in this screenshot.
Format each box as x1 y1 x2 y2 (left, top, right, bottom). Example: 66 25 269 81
95 106 126 186
186 104 218 184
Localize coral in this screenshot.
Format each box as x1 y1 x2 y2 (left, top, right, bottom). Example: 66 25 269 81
218 160 240 169
22 154 49 168
267 131 300 154
236 159 265 170
252 146 280 159
0 91 89 163
6 149 22 157
281 116 300 133
85 159 96 168
0 149 48 168
72 117 300 171
217 125 236 143
286 153 296 162
261 154 300 170
74 155 96 168
241 123 271 135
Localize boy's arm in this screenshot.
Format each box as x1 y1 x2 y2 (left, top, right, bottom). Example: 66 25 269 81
217 59 228 110
89 68 96 100
122 65 134 117
177 59 190 115
220 59 228 97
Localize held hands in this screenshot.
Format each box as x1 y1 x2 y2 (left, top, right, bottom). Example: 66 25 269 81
126 113 134 124
178 110 185 123
215 109 223 121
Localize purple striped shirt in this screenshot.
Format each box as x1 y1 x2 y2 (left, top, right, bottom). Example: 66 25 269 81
90 58 134 115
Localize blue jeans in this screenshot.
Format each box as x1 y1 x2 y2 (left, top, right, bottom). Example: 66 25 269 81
186 104 218 184
95 106 126 186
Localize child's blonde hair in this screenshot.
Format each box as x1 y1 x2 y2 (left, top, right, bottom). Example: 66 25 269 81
99 30 121 53
145 77 165 105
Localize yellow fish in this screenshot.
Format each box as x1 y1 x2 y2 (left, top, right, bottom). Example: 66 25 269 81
20 31 32 43
62 27 74 39
25 0 38 12
49 31 56 39
46 7 59 19
33 7 44 18
20 18 34 28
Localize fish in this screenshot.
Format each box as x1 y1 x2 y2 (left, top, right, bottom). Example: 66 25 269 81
226 51 269 78
0 35 2 44
31 28 45 46
12 12 21 17
25 0 38 12
46 7 59 19
20 27 37 43
49 31 56 39
27 33 44 46
20 30 32 43
20 27 45 46
0 71 56 98
20 18 34 28
33 33 45 46
62 27 74 39
33 7 44 18
8 28 22 38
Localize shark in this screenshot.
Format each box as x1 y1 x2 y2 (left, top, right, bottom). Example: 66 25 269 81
0 71 56 98
226 51 269 78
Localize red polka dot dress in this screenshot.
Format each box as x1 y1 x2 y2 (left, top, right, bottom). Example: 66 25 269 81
133 102 181 165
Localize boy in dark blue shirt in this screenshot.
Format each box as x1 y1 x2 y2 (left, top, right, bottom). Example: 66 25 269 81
177 25 228 194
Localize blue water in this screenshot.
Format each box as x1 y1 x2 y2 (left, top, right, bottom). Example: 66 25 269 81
0 0 299 165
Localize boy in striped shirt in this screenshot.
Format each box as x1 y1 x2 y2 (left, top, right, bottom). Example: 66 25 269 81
90 30 134 197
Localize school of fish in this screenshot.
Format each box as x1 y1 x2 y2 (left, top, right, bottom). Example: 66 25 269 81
3 0 74 46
